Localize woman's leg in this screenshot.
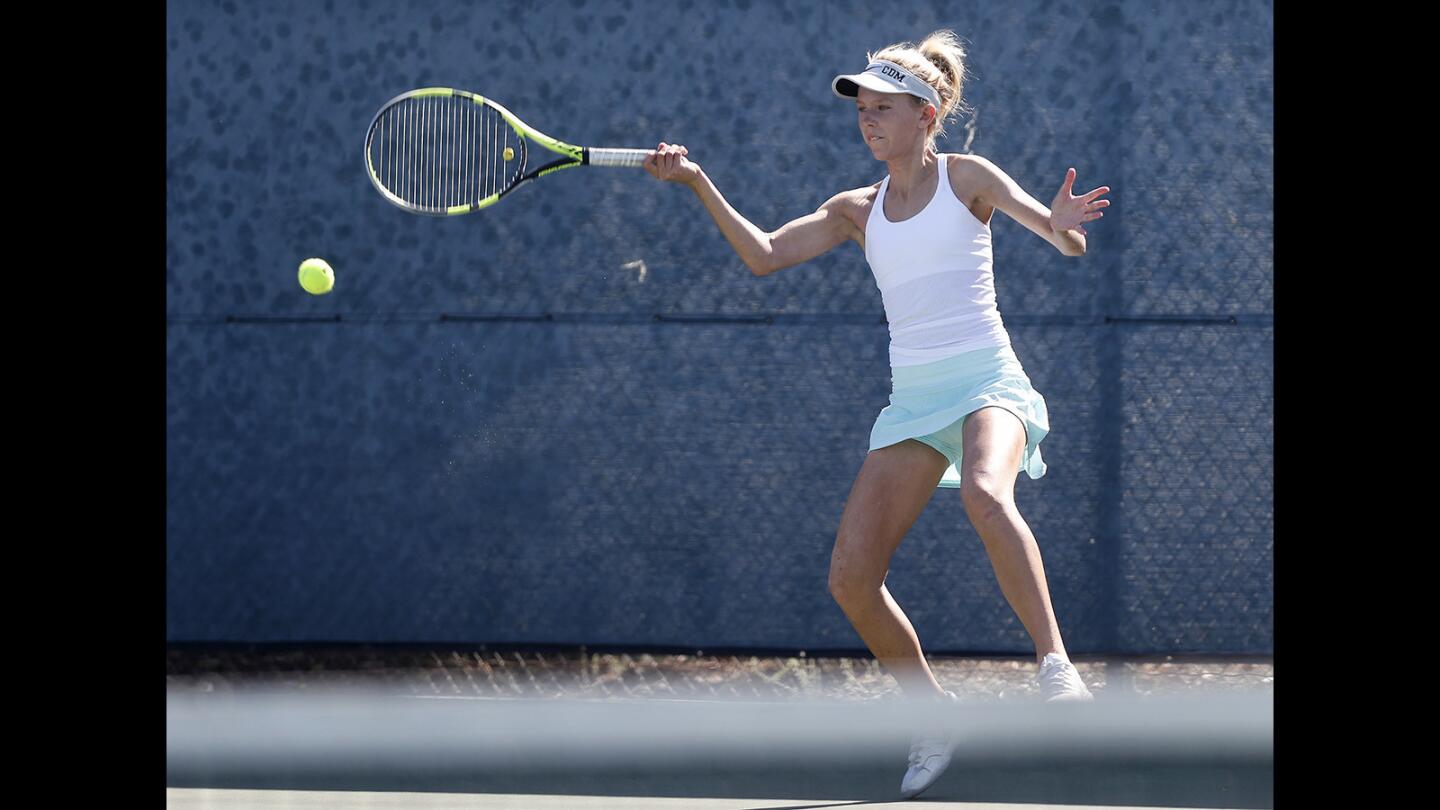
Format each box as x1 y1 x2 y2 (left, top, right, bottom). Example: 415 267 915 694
959 406 1068 663
829 439 952 701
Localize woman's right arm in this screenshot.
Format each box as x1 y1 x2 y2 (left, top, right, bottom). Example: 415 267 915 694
645 143 860 277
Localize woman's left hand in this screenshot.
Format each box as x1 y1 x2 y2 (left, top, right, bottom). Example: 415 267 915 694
1049 168 1110 235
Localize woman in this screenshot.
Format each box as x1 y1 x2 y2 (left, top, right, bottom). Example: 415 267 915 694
644 30 1110 799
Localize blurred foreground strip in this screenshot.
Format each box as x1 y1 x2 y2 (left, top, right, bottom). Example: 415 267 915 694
168 687 1271 773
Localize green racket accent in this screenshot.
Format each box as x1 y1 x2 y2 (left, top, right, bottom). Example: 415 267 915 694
473 93 585 173
364 87 652 216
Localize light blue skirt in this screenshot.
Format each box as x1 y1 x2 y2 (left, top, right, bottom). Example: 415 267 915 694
869 343 1050 488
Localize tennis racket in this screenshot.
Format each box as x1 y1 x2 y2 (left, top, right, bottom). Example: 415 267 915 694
363 87 653 216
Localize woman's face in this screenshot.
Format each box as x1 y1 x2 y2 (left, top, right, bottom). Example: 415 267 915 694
855 87 929 159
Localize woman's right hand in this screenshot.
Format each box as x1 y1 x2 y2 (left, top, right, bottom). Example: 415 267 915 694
644 142 701 186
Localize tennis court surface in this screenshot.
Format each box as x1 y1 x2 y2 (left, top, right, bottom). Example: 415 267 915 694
167 648 1272 809
168 791 1258 809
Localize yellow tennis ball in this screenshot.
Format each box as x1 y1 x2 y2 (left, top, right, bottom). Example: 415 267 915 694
298 258 334 295
503 146 514 161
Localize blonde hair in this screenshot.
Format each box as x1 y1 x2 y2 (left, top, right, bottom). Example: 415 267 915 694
867 29 972 149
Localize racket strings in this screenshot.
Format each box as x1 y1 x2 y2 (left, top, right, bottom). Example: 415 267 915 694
371 96 518 212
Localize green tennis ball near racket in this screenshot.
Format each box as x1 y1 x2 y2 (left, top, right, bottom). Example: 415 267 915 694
298 258 334 295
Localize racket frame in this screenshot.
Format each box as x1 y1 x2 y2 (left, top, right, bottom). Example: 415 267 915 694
364 87 596 216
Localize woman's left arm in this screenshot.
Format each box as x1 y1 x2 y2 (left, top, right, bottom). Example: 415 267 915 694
965 156 1110 257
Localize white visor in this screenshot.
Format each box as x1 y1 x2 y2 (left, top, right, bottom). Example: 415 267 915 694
831 60 940 109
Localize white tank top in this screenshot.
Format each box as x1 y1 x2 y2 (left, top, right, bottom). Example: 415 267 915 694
864 154 1012 367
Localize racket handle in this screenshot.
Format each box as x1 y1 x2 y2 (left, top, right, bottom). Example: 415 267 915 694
587 148 653 168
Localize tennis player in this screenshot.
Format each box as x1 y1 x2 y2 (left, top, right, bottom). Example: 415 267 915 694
644 30 1109 799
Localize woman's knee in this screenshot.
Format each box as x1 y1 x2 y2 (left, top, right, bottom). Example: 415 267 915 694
828 538 885 604
960 473 1011 522
829 576 883 609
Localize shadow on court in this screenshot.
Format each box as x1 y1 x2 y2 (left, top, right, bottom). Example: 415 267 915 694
167 756 1271 808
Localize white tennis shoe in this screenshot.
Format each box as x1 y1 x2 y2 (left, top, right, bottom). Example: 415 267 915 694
899 690 959 799
1037 653 1094 702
